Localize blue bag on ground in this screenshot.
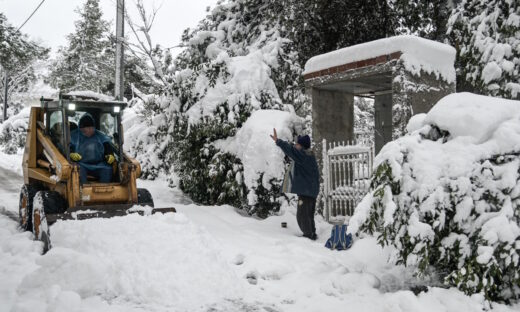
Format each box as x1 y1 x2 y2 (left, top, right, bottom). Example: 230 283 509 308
325 224 353 250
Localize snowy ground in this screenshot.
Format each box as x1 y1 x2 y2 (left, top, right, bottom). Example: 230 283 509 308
0 152 518 312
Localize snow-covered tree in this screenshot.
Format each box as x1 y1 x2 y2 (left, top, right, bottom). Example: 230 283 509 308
163 0 304 217
0 13 49 119
447 0 520 98
392 0 451 41
287 0 396 68
48 0 113 93
47 0 154 97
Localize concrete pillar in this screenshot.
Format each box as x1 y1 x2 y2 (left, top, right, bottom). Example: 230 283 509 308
312 88 354 144
311 88 354 168
374 92 392 154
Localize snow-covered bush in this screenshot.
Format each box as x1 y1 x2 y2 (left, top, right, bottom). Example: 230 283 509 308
162 0 305 216
0 107 30 154
123 93 175 179
349 93 520 302
215 109 304 216
448 0 520 98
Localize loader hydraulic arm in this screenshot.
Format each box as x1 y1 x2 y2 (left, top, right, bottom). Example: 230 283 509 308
36 128 71 181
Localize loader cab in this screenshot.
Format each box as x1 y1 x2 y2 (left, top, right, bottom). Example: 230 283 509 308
41 94 126 183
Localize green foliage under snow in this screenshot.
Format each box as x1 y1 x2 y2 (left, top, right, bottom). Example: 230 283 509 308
349 94 520 302
447 0 520 98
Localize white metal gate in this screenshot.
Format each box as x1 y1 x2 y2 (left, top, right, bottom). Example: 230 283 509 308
322 139 374 222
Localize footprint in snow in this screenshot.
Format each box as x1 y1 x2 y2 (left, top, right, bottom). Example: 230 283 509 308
245 271 258 285
233 253 245 265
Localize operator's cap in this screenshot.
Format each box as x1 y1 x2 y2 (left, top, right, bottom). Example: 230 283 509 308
79 114 95 128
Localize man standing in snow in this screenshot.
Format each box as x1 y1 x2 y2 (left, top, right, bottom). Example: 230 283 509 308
271 129 320 240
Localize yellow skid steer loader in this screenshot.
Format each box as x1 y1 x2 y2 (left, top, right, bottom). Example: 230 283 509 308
19 93 175 253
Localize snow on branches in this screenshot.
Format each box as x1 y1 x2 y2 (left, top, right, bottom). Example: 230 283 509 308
349 93 520 302
448 0 520 99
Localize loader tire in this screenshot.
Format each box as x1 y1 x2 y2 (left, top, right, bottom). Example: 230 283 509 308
137 188 154 208
33 190 67 214
32 191 52 254
19 184 42 231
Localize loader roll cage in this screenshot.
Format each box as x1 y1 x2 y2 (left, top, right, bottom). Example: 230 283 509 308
41 96 127 182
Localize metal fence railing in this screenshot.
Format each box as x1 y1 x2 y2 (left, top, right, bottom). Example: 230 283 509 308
322 139 374 222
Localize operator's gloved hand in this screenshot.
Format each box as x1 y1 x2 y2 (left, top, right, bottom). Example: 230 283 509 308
105 154 115 165
70 152 82 162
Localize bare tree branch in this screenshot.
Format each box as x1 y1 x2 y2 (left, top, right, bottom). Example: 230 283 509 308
125 0 167 86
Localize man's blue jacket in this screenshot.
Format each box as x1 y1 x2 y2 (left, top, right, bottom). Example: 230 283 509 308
70 129 112 171
276 139 320 198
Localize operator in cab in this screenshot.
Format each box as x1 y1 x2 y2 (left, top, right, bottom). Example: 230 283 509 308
69 113 116 183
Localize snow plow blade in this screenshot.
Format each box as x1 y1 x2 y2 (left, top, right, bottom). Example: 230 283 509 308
150 207 177 214
45 204 176 224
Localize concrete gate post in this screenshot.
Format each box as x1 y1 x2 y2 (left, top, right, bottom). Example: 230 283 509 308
374 92 393 154
311 88 354 166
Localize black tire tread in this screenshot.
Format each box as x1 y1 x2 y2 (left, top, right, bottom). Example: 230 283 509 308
137 188 154 208
19 184 41 231
32 191 53 254
37 190 67 214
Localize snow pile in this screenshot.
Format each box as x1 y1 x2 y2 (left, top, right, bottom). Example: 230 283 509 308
215 109 304 205
424 93 520 144
304 35 456 83
9 213 242 311
1 169 520 311
0 210 42 309
349 93 520 301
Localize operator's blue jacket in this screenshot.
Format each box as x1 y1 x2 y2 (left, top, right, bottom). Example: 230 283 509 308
276 139 320 198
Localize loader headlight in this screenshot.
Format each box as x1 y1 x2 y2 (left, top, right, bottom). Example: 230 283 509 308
113 106 120 113
68 103 76 110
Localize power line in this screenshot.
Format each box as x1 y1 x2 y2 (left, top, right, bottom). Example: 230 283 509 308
17 0 46 31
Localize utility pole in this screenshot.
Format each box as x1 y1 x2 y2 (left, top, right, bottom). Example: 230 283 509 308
3 72 7 122
115 0 125 100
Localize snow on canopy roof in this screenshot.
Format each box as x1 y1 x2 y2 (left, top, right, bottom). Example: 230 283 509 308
66 90 116 102
424 92 520 144
303 35 456 83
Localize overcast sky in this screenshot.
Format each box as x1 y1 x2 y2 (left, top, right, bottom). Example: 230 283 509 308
1 0 218 56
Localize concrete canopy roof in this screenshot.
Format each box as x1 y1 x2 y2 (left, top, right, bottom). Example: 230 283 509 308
314 72 393 95
303 35 456 83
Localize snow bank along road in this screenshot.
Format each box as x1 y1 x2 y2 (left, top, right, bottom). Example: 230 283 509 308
0 155 518 312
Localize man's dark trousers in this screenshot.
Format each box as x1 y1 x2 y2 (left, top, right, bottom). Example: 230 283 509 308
297 195 316 239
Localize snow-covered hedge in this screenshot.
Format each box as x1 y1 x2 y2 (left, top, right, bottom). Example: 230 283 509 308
349 93 520 302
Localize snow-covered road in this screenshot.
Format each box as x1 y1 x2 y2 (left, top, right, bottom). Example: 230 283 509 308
0 153 518 312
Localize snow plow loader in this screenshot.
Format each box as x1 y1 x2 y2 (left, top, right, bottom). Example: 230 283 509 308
19 94 175 253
